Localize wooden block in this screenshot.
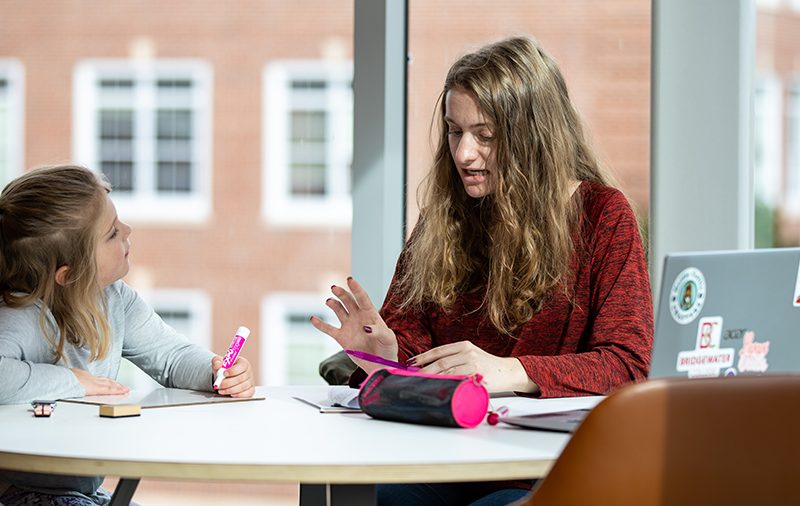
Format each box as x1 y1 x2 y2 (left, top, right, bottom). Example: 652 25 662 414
99 404 141 418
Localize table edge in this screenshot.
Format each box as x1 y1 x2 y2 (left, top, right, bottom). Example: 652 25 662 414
0 451 553 483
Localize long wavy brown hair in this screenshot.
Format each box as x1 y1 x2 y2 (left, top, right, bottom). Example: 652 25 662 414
0 165 112 362
397 36 611 334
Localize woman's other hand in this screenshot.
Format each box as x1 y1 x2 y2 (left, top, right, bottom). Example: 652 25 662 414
310 277 398 372
212 355 255 398
71 368 130 396
409 341 538 394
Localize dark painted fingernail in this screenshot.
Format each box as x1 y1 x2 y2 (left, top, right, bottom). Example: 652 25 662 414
347 276 353 281
363 325 373 333
331 285 336 290
406 358 417 365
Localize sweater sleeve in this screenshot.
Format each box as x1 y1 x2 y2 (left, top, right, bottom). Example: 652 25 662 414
0 305 84 404
114 282 216 392
519 191 654 397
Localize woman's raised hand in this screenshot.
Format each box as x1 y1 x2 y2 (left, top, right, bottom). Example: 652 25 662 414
310 277 398 372
71 368 130 396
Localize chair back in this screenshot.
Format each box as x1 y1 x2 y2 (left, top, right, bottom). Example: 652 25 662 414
520 375 800 506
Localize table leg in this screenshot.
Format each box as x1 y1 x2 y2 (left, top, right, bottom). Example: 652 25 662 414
330 484 376 505
299 484 376 506
300 484 326 505
109 477 140 505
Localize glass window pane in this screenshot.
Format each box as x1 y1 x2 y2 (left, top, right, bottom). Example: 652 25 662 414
407 2 652 236
101 160 134 192
756 5 800 246
99 109 134 139
6 2 354 502
157 109 192 140
157 161 192 192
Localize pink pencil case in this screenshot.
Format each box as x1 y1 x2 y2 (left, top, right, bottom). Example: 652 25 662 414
357 368 489 428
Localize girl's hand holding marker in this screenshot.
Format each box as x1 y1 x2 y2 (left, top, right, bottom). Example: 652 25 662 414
212 326 256 398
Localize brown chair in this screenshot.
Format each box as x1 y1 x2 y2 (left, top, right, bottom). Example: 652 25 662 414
514 375 800 506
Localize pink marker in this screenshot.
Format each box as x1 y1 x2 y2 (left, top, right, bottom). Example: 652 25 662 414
213 326 251 390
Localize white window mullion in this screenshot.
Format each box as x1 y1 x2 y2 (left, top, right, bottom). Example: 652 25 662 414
754 76 782 208
137 68 156 201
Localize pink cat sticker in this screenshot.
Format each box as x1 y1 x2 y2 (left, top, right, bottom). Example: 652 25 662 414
737 331 770 373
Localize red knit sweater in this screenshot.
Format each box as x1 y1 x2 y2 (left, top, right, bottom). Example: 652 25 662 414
380 181 654 398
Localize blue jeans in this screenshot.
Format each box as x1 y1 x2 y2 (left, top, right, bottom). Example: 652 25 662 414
377 482 534 506
0 486 139 506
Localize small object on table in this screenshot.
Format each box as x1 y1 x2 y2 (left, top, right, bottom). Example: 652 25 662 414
99 404 142 418
31 400 57 418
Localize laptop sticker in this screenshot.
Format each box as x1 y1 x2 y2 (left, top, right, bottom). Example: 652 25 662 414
669 267 706 324
737 331 770 373
695 316 723 349
794 258 800 307
676 316 734 377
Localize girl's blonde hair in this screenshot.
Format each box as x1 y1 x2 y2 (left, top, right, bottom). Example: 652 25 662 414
397 36 611 334
0 165 112 362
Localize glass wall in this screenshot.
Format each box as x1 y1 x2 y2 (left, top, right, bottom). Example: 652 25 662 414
755 0 800 247
406 0 652 237
0 1 353 504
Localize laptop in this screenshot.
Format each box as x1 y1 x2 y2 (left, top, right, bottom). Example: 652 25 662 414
500 247 800 432
650 247 800 379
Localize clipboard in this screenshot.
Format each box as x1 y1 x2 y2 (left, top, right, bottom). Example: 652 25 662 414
60 387 265 409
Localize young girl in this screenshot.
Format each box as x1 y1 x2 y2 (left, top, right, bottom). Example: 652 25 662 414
0 165 254 505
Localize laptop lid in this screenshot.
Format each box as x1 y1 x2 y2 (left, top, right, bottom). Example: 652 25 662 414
649 248 800 379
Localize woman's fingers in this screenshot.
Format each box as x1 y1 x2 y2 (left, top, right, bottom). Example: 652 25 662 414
309 316 345 345
325 297 350 322
347 277 377 312
411 341 469 367
331 284 360 315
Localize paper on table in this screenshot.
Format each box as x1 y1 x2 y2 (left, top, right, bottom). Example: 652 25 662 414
60 387 265 409
293 385 362 413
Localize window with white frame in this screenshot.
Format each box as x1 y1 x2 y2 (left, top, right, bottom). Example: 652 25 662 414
0 59 24 186
73 60 212 223
754 76 782 209
787 82 800 216
261 293 342 386
262 61 353 226
116 289 212 390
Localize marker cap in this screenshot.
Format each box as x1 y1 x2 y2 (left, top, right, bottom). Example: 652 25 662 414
235 326 251 339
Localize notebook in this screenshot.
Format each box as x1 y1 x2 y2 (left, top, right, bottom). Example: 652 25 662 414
650 247 800 379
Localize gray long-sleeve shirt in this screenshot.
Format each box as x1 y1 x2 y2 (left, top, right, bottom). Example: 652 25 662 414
0 280 216 502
